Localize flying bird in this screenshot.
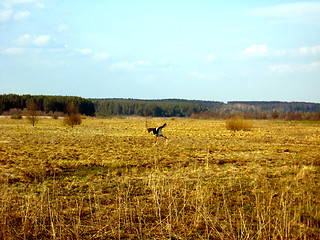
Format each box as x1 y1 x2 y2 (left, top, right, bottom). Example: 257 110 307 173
147 123 167 143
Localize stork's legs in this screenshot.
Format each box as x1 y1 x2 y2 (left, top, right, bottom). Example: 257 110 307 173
154 135 168 143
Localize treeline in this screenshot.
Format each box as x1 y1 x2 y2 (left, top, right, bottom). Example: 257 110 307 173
144 99 225 109
1 95 319 120
91 99 206 117
104 99 320 115
191 109 320 121
0 94 95 116
227 101 320 114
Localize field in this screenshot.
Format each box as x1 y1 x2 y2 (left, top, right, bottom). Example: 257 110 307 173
0 116 319 239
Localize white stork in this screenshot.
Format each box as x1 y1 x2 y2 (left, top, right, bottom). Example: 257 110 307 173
147 123 167 143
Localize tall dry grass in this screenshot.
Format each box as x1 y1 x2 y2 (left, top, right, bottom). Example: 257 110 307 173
1 168 319 239
226 117 253 131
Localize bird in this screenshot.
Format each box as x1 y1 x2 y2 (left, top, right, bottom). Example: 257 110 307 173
147 123 167 143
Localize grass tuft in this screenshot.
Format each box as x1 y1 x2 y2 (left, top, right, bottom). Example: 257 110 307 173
226 117 253 131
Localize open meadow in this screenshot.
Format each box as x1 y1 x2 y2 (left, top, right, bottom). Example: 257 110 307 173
0 116 319 239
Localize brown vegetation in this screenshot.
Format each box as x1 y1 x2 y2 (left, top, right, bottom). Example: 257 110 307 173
191 109 320 121
63 102 82 128
225 117 253 131
0 117 319 239
26 98 39 127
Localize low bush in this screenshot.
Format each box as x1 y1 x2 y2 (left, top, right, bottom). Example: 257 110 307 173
10 114 22 119
63 113 82 128
51 114 59 119
226 117 252 131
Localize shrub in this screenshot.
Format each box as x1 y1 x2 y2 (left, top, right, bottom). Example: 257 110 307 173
272 110 279 119
51 114 59 119
11 114 22 119
26 98 39 127
63 113 82 128
50 111 64 119
226 117 252 131
8 108 22 117
63 102 82 128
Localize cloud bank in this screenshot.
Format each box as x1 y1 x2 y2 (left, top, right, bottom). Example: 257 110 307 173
249 2 320 23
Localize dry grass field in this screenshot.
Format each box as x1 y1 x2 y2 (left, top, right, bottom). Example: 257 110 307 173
0 116 319 239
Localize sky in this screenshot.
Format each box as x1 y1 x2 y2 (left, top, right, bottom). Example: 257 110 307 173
0 0 320 102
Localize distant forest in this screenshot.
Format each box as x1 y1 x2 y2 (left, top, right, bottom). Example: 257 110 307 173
0 94 95 116
227 101 320 114
92 98 320 120
1 94 320 120
91 99 206 117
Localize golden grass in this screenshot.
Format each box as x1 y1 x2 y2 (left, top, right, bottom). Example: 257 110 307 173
0 116 319 239
226 117 253 131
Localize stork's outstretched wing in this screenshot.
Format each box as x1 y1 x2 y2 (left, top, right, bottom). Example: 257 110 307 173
158 123 166 129
147 123 166 132
147 127 155 133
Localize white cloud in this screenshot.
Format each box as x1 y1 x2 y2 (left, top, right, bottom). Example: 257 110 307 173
13 34 32 46
0 9 32 22
158 58 169 65
269 64 293 74
207 54 215 62
135 60 151 66
78 48 92 55
239 44 320 60
110 62 132 70
35 2 45 8
298 45 320 55
92 52 110 61
2 0 35 3
33 35 50 46
110 60 151 71
4 47 23 54
75 48 111 61
270 62 320 73
1 0 43 8
58 23 69 32
274 45 320 58
13 34 51 47
301 62 320 71
188 71 204 78
13 10 30 20
143 74 155 83
0 8 12 22
249 2 320 23
187 71 223 81
241 44 268 57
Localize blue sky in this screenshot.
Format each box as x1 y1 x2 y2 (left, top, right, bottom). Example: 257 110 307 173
0 0 319 102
